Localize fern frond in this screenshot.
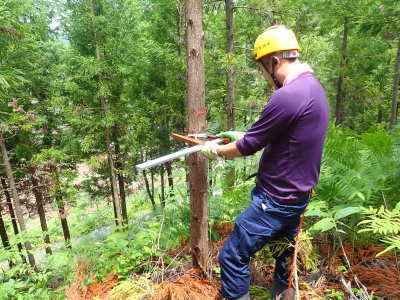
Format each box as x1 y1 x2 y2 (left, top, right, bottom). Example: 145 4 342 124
377 236 400 256
358 205 400 255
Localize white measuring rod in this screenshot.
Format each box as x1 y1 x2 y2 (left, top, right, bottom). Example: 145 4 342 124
135 138 223 171
136 145 203 171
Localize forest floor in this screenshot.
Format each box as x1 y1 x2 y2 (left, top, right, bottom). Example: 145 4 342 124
2 180 399 299
65 221 400 300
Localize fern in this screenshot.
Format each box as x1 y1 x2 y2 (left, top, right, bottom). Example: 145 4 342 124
308 124 399 235
358 204 400 255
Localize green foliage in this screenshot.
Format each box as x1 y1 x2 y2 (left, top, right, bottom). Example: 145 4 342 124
358 203 400 255
108 277 154 300
72 216 162 279
249 285 271 299
0 263 63 300
0 0 399 297
307 124 399 235
325 288 345 300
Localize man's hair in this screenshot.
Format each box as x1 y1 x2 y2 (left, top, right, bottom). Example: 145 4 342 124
259 53 297 67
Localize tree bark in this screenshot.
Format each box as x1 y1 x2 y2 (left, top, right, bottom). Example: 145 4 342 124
88 0 123 227
160 166 165 207
51 167 71 248
0 203 12 267
109 176 119 226
53 172 71 249
225 0 235 130
185 0 209 273
165 161 174 198
0 177 25 262
390 37 400 130
114 138 128 224
0 206 10 249
143 170 156 210
335 17 349 126
224 0 236 188
151 168 155 201
30 172 52 255
176 0 185 56
55 194 71 248
0 132 37 270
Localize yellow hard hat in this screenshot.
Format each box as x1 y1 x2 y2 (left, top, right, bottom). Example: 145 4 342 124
254 25 301 60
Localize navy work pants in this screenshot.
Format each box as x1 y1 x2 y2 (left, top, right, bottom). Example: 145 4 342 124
219 187 308 299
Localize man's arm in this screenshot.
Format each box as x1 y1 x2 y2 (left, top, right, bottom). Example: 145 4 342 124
216 141 243 159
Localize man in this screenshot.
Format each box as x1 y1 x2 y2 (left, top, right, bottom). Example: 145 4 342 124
202 25 328 299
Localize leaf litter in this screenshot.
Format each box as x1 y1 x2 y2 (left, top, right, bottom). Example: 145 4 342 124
65 225 400 299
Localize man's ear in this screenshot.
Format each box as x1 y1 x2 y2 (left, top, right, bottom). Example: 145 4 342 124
272 56 280 67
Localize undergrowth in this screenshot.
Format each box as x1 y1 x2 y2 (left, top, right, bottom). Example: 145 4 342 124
0 124 399 298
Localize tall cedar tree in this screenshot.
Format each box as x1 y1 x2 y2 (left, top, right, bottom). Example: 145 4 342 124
185 0 209 272
88 0 124 226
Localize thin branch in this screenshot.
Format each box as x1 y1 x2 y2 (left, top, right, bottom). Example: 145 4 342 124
233 6 276 14
234 107 262 113
0 27 22 39
340 276 359 300
233 45 253 51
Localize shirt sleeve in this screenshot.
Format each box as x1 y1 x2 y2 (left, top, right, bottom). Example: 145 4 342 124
236 90 298 156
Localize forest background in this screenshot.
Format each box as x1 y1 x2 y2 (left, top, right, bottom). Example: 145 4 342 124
0 0 399 299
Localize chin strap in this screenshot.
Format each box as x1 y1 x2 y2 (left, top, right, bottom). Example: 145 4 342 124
260 58 282 89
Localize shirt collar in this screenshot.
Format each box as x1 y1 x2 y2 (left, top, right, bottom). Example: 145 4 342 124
283 63 314 86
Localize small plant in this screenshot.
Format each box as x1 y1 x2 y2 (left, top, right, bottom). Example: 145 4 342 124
325 288 345 300
337 265 347 272
249 285 271 300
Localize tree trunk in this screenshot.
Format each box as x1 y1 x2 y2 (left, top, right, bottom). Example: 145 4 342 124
114 138 128 224
0 132 37 270
0 177 26 263
151 168 155 201
110 176 119 226
224 0 236 188
176 0 185 56
160 166 165 207
56 195 71 248
390 37 400 130
335 17 349 126
0 207 10 249
0 204 12 267
30 173 52 255
88 0 123 227
54 177 71 249
225 0 235 130
208 160 213 188
143 170 156 210
185 0 209 273
165 161 174 198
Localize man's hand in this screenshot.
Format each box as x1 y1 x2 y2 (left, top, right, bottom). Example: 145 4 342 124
201 140 220 160
217 131 245 143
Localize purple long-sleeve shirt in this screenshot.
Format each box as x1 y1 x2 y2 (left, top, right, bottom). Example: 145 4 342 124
236 73 328 202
